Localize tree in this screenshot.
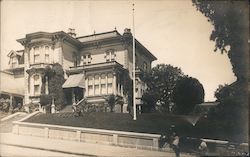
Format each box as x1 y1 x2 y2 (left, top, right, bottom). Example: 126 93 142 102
192 0 248 82
209 82 248 142
173 77 205 115
40 94 52 106
142 64 184 112
141 92 157 113
193 0 248 141
104 94 124 112
47 63 66 110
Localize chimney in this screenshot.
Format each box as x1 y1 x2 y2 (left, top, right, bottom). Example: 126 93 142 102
123 28 132 37
67 28 76 38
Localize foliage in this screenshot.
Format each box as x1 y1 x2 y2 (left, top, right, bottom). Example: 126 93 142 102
173 77 205 115
40 94 52 106
104 94 124 112
209 82 248 142
28 102 40 113
46 63 66 110
192 0 248 82
0 98 10 112
193 0 249 142
141 92 157 113
142 64 184 112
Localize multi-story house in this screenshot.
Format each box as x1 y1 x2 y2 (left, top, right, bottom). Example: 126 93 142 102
1 28 157 112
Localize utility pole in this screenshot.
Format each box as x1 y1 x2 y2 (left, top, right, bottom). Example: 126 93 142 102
132 3 136 120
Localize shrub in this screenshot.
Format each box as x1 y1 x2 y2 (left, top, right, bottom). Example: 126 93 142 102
0 98 10 112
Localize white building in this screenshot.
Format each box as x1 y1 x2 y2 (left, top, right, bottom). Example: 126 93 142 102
1 28 157 112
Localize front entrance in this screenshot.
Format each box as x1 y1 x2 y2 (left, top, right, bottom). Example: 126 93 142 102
64 87 84 105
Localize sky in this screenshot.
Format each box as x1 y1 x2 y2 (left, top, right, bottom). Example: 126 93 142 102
0 0 236 101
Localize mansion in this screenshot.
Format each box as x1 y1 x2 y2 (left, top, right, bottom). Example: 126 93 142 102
0 28 157 112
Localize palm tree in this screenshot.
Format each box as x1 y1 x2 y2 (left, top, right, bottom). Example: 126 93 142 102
104 94 124 112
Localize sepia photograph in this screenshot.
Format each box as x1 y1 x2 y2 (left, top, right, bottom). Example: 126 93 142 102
0 0 249 156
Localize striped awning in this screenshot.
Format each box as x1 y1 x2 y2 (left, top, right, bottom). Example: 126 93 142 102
62 74 85 88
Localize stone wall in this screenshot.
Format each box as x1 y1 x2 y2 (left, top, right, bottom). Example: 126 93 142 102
13 118 160 151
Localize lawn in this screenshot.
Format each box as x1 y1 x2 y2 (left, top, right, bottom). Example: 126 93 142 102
24 112 244 142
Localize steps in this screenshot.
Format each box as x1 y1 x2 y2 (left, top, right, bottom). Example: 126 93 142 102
60 105 73 113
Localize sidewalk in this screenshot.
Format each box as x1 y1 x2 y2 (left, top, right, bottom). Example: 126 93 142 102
0 133 195 157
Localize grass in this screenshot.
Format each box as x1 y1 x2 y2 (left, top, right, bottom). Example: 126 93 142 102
24 112 244 142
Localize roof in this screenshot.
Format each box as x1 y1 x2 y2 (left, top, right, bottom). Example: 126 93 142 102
76 30 120 42
16 29 157 61
62 74 85 89
77 29 157 61
16 31 82 48
7 50 23 57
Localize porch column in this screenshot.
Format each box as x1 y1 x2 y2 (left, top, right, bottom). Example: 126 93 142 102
9 95 13 112
113 73 117 95
72 88 76 105
85 76 88 97
121 84 124 96
45 76 49 94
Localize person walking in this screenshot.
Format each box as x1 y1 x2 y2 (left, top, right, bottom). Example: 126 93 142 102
171 132 180 157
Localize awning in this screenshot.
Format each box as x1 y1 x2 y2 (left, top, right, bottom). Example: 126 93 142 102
62 74 85 89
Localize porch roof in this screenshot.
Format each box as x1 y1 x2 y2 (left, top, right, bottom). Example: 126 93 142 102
62 73 85 89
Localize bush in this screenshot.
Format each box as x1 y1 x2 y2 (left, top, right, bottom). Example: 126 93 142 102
28 102 40 113
0 98 10 112
40 94 52 106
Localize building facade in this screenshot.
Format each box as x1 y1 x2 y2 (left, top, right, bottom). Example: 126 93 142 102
2 28 157 112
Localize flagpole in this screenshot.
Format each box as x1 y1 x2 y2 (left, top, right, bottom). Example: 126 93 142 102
132 3 136 120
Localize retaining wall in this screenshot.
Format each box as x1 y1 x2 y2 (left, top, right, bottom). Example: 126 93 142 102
12 119 160 150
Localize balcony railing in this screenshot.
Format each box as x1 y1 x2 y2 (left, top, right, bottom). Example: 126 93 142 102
29 63 52 69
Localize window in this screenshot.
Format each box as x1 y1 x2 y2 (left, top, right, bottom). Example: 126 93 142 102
107 73 113 84
105 50 115 62
107 83 112 94
33 74 40 95
107 73 113 94
88 76 94 96
101 74 106 95
11 57 18 68
81 54 91 65
34 47 40 63
34 85 40 95
101 84 106 95
45 46 50 63
94 75 100 95
94 85 100 95
88 85 93 96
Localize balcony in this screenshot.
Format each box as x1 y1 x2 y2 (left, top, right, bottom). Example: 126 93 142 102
30 63 52 69
67 61 124 74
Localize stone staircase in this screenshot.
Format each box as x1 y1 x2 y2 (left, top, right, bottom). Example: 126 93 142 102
60 105 73 113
